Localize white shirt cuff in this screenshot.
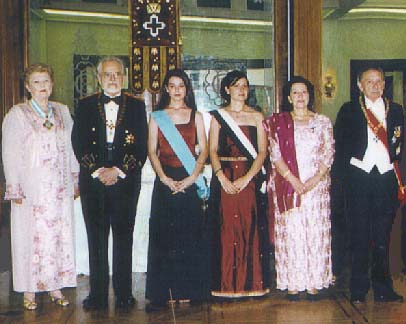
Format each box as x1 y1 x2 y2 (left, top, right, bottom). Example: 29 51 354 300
91 168 102 178
114 167 126 179
91 167 126 179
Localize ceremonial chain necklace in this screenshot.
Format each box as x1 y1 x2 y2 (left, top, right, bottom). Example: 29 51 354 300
29 98 54 130
359 95 389 133
97 92 126 129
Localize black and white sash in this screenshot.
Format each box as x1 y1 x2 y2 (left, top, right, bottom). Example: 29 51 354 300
210 108 266 192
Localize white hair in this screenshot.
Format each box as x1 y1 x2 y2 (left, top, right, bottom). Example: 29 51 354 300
96 56 125 76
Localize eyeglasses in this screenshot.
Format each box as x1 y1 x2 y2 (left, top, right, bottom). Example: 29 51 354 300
100 72 123 79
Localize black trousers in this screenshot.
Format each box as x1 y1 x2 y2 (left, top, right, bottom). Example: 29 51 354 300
330 174 348 278
81 178 141 303
347 165 398 297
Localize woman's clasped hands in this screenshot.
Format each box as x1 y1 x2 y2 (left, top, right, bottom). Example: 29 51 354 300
162 175 197 194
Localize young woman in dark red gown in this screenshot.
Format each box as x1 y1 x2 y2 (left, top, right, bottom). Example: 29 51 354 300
209 70 269 298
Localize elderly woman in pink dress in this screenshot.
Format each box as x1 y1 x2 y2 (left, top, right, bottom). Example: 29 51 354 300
263 76 334 301
2 63 79 310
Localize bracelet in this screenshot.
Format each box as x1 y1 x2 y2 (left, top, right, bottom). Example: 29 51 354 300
196 161 205 165
214 168 222 176
318 169 325 177
282 170 291 178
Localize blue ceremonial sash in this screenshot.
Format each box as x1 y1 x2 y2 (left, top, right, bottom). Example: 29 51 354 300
151 110 210 200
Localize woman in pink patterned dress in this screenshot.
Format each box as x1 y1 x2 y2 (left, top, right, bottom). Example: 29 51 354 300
263 76 334 301
2 63 79 310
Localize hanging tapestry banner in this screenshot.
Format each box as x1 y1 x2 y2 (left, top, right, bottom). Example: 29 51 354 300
130 0 181 93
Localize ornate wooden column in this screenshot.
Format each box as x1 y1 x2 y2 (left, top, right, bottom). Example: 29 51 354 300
273 0 289 112
0 0 29 118
293 0 322 111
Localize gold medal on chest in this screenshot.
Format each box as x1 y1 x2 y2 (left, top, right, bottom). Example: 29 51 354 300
43 119 54 130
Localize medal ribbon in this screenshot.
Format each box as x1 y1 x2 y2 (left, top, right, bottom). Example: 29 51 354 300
30 98 53 120
30 98 54 130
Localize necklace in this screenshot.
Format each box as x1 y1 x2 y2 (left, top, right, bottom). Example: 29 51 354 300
227 105 246 114
30 99 54 130
291 110 310 120
168 105 186 110
359 95 389 133
230 109 244 114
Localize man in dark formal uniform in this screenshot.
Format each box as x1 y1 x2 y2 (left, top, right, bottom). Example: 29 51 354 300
335 67 404 303
399 104 406 274
72 56 148 309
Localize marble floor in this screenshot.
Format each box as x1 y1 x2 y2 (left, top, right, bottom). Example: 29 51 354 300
1 272 406 324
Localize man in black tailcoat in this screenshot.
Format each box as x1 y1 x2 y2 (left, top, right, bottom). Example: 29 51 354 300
72 56 147 309
334 67 404 303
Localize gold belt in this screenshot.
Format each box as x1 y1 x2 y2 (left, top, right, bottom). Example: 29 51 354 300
219 156 248 161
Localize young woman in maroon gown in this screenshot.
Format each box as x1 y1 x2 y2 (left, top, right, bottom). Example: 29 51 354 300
209 70 269 298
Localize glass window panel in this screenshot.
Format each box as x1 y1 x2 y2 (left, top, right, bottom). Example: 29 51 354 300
181 1 274 116
247 0 264 11
82 0 117 3
197 0 231 8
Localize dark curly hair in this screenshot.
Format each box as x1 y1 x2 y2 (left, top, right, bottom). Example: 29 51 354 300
156 69 197 111
220 70 250 106
282 76 315 112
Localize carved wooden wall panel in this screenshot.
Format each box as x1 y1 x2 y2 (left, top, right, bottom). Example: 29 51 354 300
0 0 29 119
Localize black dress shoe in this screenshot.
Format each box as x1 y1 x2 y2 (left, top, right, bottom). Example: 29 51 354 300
145 301 166 313
189 299 204 306
374 291 403 303
350 294 366 304
115 295 136 308
82 296 108 310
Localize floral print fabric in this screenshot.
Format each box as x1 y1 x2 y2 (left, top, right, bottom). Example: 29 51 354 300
2 102 78 292
268 114 334 291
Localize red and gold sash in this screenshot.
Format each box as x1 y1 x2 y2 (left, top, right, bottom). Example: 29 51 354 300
360 97 406 202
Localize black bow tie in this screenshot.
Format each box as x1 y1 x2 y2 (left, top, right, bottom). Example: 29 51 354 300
101 94 121 105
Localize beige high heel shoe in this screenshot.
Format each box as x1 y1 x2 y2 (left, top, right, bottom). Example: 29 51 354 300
49 292 70 307
23 298 38 311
